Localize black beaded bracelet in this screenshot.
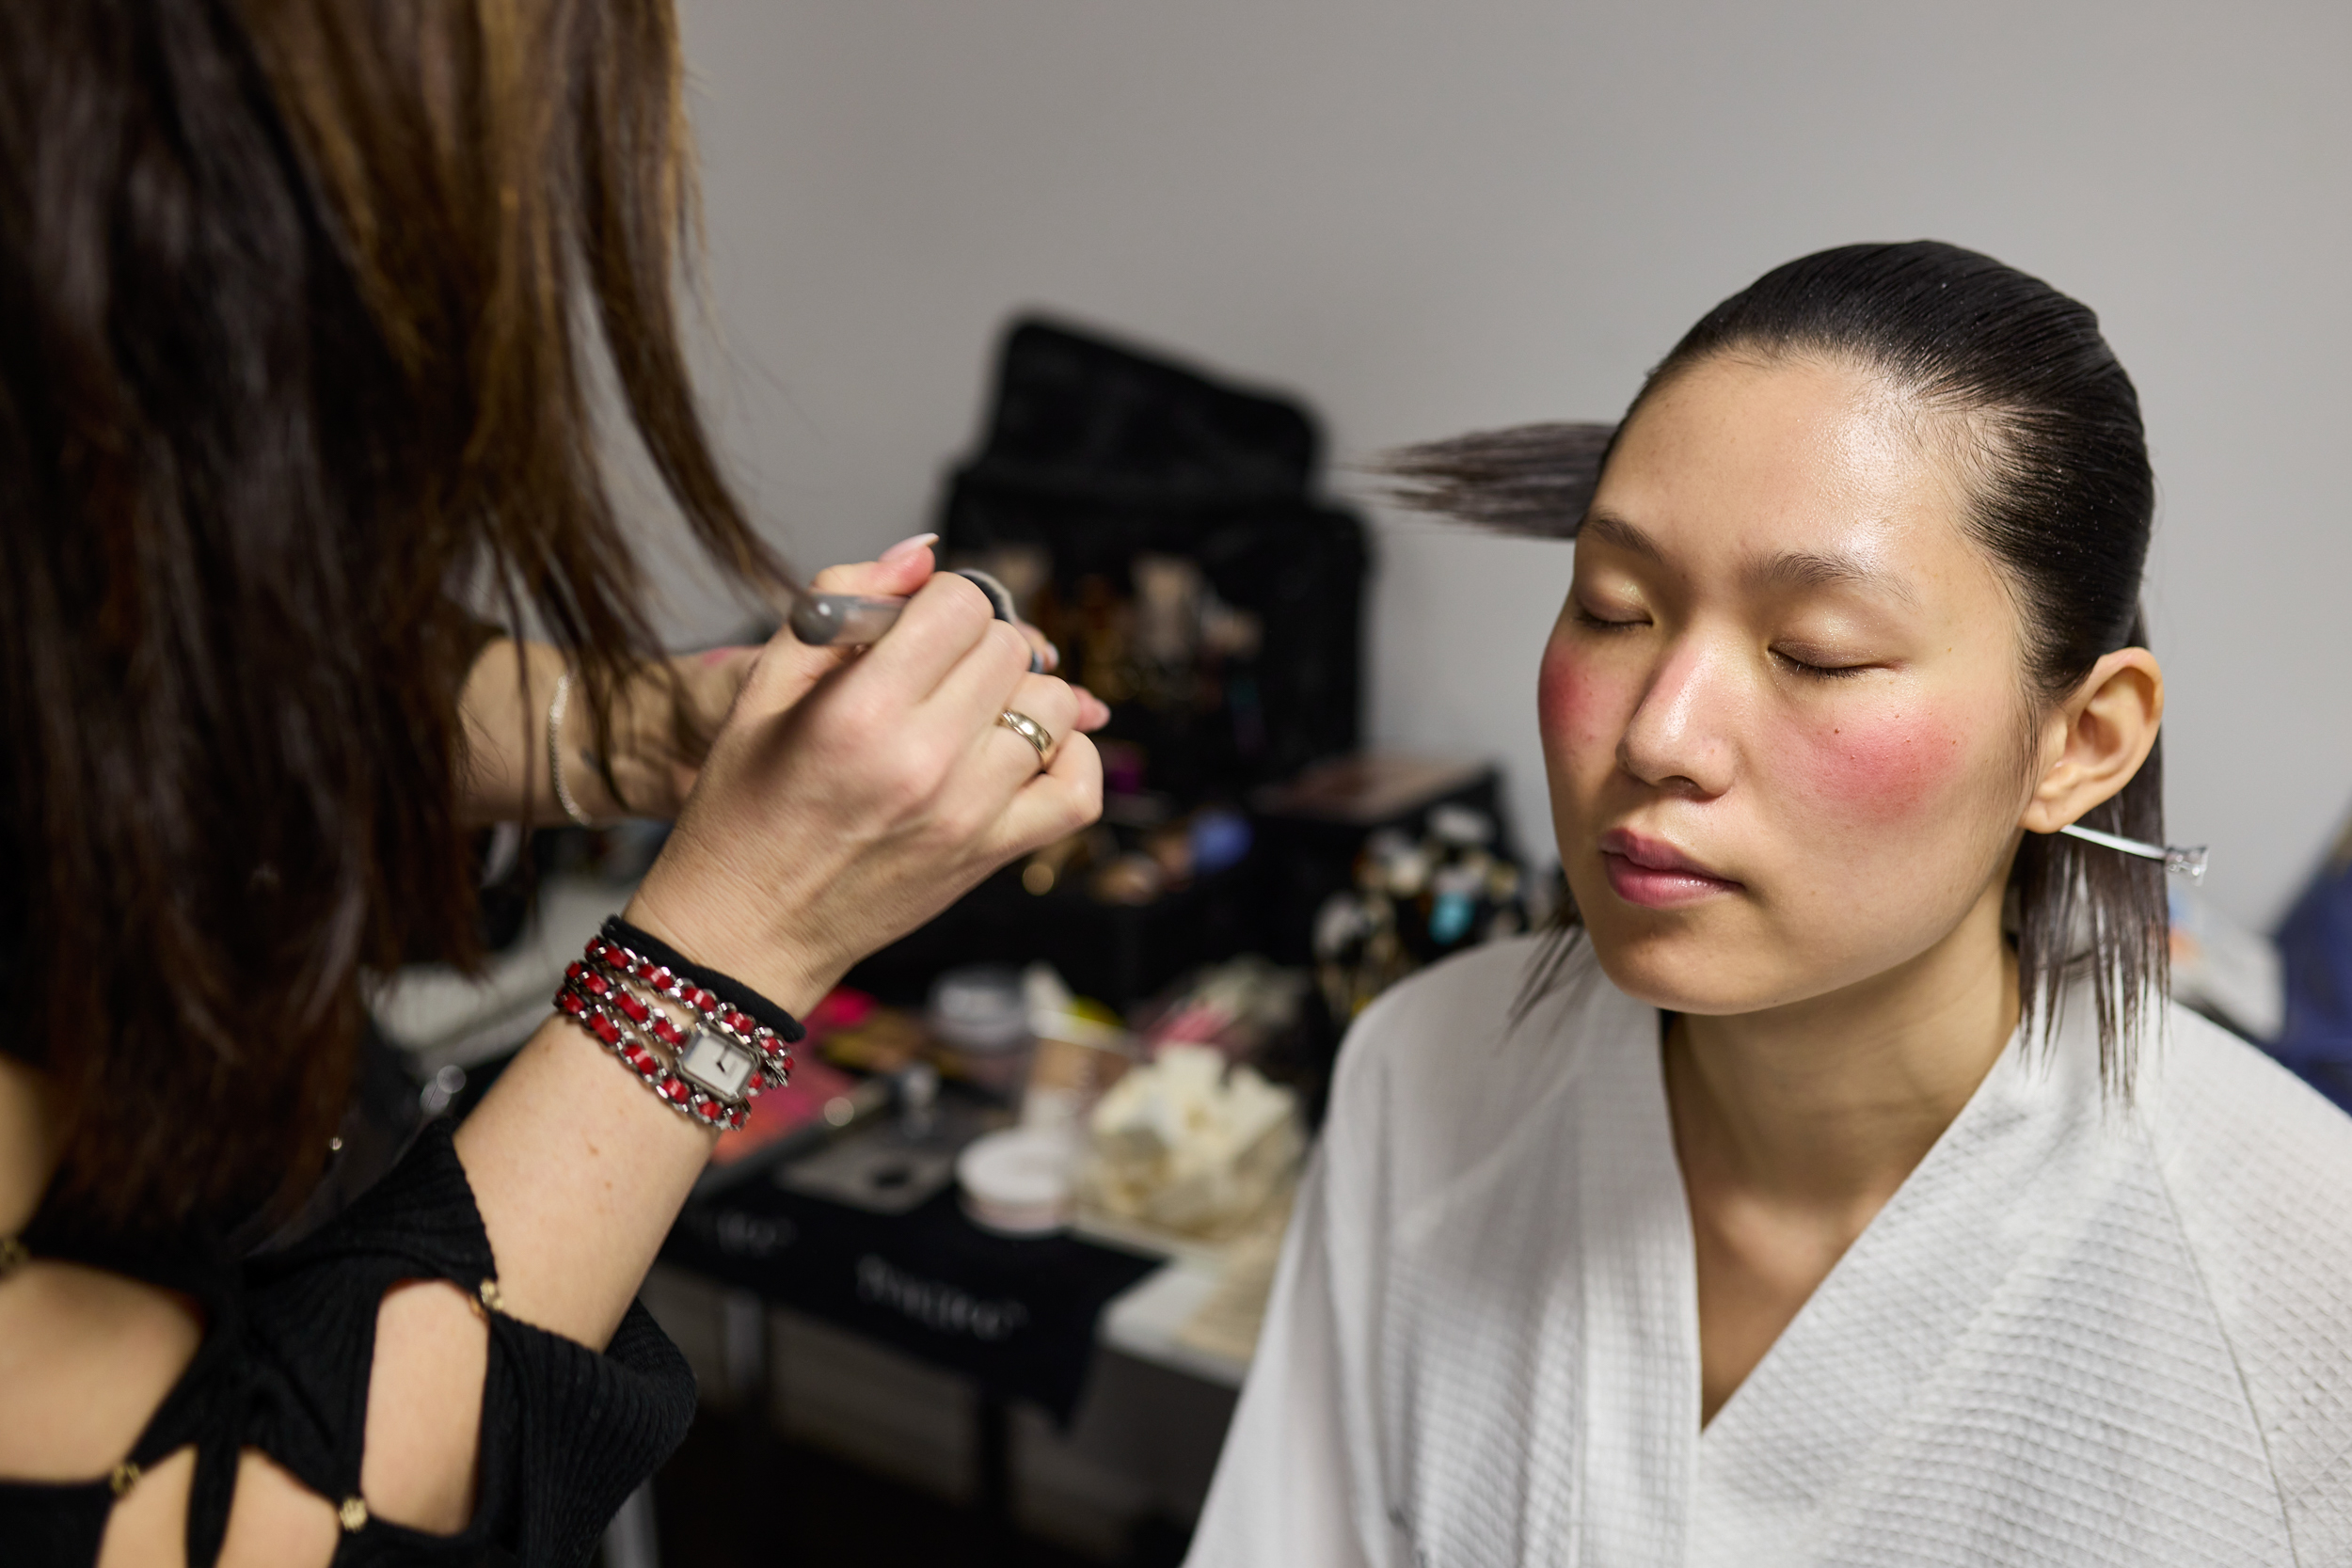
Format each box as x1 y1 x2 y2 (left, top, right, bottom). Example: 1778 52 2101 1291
599 915 807 1044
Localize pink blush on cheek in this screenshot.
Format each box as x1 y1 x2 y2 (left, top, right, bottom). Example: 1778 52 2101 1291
1537 641 1623 758
1788 704 1966 823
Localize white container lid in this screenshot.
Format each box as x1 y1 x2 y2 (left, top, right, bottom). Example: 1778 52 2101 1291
956 1127 1076 1236
930 964 1031 1053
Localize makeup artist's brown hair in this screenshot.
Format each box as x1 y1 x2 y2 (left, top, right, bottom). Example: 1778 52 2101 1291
0 0 782 1231
1387 243 2166 1091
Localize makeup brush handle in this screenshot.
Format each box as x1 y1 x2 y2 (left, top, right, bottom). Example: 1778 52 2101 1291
789 593 907 647
788 568 1043 673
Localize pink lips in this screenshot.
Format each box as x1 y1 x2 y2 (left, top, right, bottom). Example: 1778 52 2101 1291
1598 829 1743 910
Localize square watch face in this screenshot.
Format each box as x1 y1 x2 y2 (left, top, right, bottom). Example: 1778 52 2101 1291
675 1025 757 1101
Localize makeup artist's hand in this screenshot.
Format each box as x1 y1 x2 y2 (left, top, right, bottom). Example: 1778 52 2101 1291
610 538 1080 814
459 537 1079 825
622 534 1109 1008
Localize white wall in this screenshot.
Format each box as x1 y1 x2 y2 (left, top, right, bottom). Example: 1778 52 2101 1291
652 0 2352 930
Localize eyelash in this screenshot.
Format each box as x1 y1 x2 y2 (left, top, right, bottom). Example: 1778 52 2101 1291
1574 606 1873 680
1571 607 1645 633
1772 649 1869 681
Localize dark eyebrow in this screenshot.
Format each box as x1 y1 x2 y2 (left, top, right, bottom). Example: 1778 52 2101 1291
1582 509 1919 609
1577 511 1663 562
1750 547 1919 607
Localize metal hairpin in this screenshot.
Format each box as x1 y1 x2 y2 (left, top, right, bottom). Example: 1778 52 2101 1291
2057 822 2208 884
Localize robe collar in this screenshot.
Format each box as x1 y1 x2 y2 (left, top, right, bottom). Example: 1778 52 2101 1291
1562 971 2106 1561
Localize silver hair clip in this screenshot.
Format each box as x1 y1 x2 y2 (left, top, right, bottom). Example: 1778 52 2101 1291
2058 822 2208 884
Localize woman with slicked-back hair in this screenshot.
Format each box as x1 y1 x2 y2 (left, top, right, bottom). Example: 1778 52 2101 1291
1187 244 2352 1566
0 3 1107 1562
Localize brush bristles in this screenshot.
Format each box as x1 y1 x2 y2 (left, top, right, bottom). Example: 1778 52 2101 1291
1372 420 1617 539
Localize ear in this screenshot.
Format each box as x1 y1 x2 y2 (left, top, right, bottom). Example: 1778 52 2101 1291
2019 647 2164 834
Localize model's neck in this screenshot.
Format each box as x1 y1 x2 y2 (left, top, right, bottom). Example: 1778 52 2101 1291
1666 881 2019 1213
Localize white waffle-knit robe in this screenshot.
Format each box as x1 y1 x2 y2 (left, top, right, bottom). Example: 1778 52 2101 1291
1187 938 2352 1567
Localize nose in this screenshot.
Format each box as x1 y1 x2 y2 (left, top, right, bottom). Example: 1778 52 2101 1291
1616 635 1736 798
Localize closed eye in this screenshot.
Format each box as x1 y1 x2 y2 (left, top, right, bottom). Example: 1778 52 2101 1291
1772 647 1872 680
1572 607 1648 631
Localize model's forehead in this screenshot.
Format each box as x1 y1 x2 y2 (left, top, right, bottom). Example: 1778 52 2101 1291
1593 353 1971 573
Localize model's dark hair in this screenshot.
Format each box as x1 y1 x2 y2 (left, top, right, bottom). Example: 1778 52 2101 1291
2 0 783 1231
1385 242 2165 1089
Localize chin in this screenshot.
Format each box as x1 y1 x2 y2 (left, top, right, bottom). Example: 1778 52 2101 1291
1577 898 1789 1018
1590 930 1746 1015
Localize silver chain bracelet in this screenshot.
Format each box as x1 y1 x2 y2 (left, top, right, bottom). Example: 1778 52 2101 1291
546 670 596 828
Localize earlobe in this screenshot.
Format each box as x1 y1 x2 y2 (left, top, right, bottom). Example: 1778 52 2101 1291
2017 648 2164 835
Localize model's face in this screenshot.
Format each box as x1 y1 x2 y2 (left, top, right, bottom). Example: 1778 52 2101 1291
1541 353 2034 1016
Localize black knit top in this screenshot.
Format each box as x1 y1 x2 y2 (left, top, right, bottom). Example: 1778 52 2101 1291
0 1118 696 1567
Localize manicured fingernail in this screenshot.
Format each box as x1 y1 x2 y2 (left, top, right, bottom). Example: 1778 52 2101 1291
880 532 939 565
1041 641 1062 673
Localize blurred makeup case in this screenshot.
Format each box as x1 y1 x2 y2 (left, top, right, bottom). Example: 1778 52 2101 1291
844 318 1372 1008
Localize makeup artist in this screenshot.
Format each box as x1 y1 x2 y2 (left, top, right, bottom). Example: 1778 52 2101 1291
0 3 1104 1564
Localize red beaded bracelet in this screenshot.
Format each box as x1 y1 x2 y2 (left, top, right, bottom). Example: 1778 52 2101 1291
554 979 748 1130
580 935 795 1087
549 933 793 1131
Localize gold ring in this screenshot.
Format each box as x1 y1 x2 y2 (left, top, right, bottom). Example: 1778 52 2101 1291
996 709 1054 766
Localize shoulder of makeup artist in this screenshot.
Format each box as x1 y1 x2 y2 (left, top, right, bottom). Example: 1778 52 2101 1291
0 4 1106 1566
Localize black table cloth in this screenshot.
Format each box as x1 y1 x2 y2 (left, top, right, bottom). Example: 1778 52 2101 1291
663 1177 1160 1422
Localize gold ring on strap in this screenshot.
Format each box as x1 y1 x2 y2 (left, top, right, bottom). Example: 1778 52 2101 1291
995 709 1054 767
